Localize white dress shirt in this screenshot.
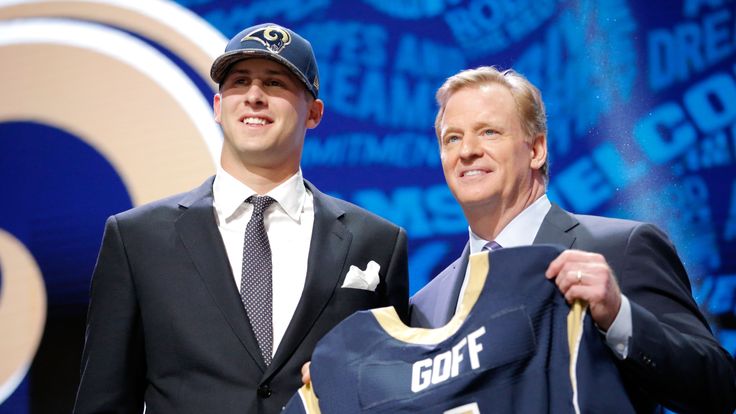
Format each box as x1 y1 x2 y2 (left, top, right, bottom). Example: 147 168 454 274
212 167 314 356
456 194 632 359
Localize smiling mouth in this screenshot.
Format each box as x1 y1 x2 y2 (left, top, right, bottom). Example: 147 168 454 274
241 116 272 126
461 169 489 177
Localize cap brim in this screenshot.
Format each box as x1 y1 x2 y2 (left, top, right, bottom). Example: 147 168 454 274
210 50 316 98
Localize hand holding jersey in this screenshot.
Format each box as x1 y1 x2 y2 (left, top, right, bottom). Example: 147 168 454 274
546 249 622 331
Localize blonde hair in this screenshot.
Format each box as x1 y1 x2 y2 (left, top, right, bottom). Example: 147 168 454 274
434 66 548 181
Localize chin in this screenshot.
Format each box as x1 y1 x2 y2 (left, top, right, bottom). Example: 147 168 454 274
455 192 496 207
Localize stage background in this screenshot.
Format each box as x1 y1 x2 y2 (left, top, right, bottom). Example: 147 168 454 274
1 0 735 412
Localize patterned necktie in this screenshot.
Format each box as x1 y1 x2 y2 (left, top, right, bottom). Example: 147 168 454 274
241 195 276 365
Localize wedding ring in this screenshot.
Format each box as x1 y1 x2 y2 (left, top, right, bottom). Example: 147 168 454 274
576 270 582 284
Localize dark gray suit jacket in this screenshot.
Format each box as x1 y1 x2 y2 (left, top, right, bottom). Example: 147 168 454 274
74 177 409 414
410 203 736 414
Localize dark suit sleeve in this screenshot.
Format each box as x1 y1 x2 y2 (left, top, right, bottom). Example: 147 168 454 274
618 223 736 414
382 227 410 323
74 216 146 414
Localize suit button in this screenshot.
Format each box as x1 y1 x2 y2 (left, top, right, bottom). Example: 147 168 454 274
257 385 272 398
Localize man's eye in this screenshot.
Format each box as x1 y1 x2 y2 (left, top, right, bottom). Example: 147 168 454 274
445 135 460 144
483 129 497 136
266 80 283 87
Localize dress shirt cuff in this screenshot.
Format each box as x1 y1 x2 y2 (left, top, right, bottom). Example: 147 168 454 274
603 294 632 360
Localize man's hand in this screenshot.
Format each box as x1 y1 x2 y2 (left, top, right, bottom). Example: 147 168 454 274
545 249 622 331
301 361 311 385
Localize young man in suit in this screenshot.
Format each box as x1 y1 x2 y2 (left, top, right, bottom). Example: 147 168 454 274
74 23 408 414
409 66 736 413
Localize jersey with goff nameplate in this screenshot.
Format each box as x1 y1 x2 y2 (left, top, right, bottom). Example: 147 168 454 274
284 245 636 413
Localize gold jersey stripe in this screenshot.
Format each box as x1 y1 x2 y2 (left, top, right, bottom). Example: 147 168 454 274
372 252 489 345
567 299 588 414
296 382 321 414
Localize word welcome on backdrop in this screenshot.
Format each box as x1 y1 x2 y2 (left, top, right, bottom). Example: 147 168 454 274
0 0 734 412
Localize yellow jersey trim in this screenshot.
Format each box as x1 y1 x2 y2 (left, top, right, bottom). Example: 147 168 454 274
372 252 489 345
567 299 588 414
296 382 321 413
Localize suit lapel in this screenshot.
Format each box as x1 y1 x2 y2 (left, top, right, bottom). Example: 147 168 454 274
533 203 578 248
175 177 267 372
267 181 350 377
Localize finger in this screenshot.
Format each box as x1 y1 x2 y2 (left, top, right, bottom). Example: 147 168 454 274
301 361 311 385
557 268 583 294
557 264 600 295
546 249 592 278
546 250 573 278
564 276 615 309
564 284 590 305
574 264 613 291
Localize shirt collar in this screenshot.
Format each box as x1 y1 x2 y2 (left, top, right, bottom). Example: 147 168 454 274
468 194 552 254
268 170 308 221
213 167 307 222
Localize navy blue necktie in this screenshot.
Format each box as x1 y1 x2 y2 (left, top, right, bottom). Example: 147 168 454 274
240 195 276 365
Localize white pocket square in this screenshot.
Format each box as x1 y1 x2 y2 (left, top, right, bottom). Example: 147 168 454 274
341 260 381 291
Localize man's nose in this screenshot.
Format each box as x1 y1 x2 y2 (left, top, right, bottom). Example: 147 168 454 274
243 82 266 106
459 134 482 159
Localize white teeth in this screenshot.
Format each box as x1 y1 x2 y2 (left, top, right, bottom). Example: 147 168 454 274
463 170 484 177
242 117 268 125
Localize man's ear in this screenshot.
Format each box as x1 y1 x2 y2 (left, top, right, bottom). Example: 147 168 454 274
306 98 324 129
213 93 222 124
530 133 547 170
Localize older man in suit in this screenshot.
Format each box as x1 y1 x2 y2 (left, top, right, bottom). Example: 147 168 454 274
74 23 408 414
409 66 735 413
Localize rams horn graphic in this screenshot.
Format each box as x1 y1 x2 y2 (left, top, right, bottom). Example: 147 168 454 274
243 25 291 53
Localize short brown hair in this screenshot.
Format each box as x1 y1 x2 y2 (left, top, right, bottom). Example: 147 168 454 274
434 66 548 181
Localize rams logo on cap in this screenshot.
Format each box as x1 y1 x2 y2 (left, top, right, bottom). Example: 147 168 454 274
242 25 291 53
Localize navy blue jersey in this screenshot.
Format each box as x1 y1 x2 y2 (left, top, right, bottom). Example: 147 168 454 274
285 245 635 413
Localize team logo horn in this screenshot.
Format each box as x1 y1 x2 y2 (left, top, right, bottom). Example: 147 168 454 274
242 25 291 53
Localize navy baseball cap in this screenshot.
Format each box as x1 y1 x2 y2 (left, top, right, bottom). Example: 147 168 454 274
210 23 320 98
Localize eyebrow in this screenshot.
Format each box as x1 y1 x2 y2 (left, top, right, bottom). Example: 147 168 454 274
440 120 499 136
439 126 462 140
441 125 461 134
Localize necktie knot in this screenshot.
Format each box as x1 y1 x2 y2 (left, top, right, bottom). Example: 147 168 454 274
247 195 275 216
485 241 502 251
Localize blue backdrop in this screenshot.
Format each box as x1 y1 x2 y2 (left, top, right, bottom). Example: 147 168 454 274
1 0 735 412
